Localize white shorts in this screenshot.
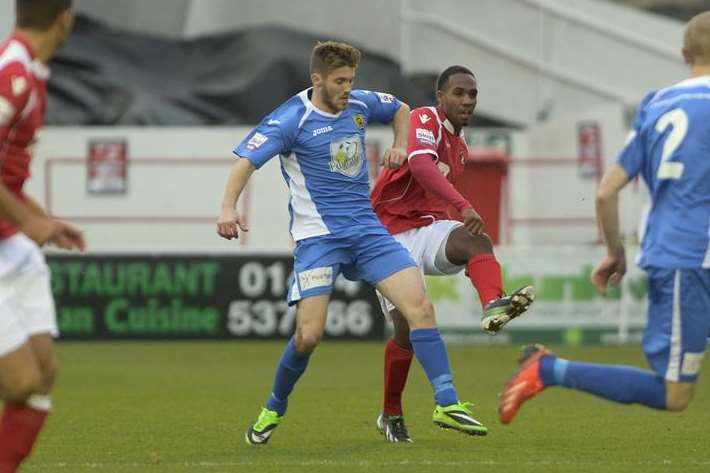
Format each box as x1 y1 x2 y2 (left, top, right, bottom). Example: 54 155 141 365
0 234 57 357
377 220 465 315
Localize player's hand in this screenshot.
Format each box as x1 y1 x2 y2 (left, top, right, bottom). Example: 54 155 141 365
462 208 484 235
50 220 86 252
381 147 407 169
217 207 249 240
591 247 626 295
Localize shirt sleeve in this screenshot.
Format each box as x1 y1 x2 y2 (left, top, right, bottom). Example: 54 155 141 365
616 91 654 179
351 89 402 125
409 153 471 212
0 63 31 144
233 114 292 169
407 107 439 160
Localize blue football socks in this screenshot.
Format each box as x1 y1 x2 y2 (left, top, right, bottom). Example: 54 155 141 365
539 356 667 410
265 337 311 416
410 328 458 407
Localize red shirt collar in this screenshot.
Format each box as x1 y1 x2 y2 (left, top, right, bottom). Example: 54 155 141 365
9 31 50 80
435 106 464 136
10 32 38 60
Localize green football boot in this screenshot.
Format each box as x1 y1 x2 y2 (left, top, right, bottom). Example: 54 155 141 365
245 407 282 445
433 401 488 436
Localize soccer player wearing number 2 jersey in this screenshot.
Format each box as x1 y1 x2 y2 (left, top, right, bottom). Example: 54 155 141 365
500 11 710 424
217 42 489 445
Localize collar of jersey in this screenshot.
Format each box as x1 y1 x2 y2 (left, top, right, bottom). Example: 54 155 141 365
436 106 464 137
10 32 50 80
299 88 344 119
675 75 710 88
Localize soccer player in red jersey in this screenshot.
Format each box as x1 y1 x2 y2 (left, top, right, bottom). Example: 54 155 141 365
0 2 82 471
370 66 535 442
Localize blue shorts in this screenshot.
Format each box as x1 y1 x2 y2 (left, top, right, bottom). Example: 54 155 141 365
642 267 710 383
287 225 416 305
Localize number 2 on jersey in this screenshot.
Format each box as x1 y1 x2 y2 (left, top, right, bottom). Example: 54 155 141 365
655 108 687 180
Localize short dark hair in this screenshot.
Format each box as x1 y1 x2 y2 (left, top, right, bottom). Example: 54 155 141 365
310 41 361 76
684 11 710 65
16 0 72 30
436 65 475 91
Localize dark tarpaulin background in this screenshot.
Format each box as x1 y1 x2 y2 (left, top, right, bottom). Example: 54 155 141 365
46 15 433 126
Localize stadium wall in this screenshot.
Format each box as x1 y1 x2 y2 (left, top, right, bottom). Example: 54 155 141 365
31 118 647 344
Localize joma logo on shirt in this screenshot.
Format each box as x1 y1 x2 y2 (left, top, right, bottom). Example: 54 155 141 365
313 126 334 136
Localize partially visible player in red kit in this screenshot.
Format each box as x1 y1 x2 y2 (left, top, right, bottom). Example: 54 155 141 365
370 65 535 442
0 1 82 472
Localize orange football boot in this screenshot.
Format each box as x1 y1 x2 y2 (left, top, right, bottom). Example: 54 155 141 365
499 344 552 425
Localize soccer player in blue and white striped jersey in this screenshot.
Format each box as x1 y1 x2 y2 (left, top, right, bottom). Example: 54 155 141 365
217 41 489 444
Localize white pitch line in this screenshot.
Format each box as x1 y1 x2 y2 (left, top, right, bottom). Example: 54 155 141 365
29 459 710 469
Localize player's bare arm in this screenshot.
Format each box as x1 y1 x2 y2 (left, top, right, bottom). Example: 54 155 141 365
0 182 57 245
217 157 254 240
592 163 630 294
381 103 410 169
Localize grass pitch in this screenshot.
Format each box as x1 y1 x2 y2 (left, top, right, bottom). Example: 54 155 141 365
24 341 710 473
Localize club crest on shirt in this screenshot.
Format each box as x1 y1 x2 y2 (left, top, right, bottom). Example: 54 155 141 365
353 113 365 129
329 135 364 177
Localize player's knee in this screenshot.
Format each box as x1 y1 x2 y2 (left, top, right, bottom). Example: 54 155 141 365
666 390 694 412
665 381 695 412
469 233 494 255
294 331 321 354
4 370 42 403
406 298 436 328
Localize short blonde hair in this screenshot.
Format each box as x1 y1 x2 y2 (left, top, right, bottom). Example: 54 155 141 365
310 41 361 76
684 11 710 65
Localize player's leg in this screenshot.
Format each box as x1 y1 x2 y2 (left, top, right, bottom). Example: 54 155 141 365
246 237 343 445
0 343 50 473
377 307 414 442
374 230 417 436
500 268 708 424
246 294 330 445
358 226 487 435
443 225 534 333
0 242 57 472
376 267 487 436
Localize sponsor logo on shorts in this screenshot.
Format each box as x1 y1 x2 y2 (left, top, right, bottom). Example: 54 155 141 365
245 132 268 151
298 267 333 291
415 128 436 146
681 352 705 376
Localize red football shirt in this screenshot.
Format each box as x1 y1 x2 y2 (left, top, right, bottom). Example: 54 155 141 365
371 106 469 235
0 33 49 239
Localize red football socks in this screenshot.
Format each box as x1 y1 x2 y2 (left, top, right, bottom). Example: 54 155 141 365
383 337 414 416
467 253 504 308
0 400 49 473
